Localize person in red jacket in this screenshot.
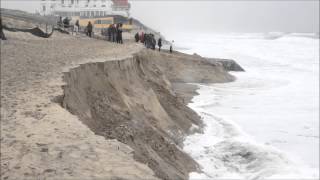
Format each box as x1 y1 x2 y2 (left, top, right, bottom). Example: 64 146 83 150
140 32 144 44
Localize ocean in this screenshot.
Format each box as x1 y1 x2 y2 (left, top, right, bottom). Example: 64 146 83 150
169 32 319 179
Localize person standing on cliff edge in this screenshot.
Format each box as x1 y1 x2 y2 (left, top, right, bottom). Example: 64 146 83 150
170 40 174 53
140 31 145 44
158 37 162 51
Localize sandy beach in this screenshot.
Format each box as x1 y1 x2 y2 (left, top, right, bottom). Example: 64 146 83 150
1 28 158 180
0 11 242 179
1 1 318 179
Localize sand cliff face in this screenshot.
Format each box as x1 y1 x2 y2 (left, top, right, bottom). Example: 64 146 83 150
1 10 238 180
1 31 160 179
62 50 235 179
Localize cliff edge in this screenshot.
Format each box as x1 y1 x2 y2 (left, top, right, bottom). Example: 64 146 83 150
61 50 235 179
1 10 239 180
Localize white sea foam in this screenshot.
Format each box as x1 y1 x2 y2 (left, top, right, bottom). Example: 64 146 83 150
174 33 319 179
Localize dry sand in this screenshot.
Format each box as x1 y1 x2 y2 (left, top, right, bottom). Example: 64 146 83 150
1 13 238 180
1 29 159 179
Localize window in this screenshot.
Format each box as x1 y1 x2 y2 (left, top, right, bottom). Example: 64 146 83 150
101 20 113 24
94 20 100 24
61 0 64 4
101 5 106 7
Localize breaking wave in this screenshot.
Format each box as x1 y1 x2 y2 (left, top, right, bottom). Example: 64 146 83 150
184 86 318 179
178 33 319 179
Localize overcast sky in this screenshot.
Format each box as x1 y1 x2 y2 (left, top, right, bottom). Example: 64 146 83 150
1 0 319 34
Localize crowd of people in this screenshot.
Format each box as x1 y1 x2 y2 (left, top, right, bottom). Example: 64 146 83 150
58 17 72 29
57 17 81 35
56 17 174 52
135 32 163 51
135 32 174 53
101 23 124 44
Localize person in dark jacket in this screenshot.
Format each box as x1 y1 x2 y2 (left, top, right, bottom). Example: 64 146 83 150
111 24 117 42
115 24 119 43
170 40 174 53
0 18 6 40
151 34 156 50
145 34 150 48
117 23 123 44
143 33 147 46
57 16 63 28
107 24 112 41
157 38 162 51
135 32 139 42
63 17 70 28
87 21 93 37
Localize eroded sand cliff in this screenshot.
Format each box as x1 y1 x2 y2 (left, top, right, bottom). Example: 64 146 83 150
61 50 235 179
1 11 240 180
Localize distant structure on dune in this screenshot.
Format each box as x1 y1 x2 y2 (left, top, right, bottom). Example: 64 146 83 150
39 0 131 17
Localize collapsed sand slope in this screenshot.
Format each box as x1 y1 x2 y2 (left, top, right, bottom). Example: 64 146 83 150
150 51 238 103
62 50 235 180
1 28 158 179
1 11 238 180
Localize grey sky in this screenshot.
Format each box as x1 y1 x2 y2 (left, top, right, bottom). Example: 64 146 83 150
1 0 319 34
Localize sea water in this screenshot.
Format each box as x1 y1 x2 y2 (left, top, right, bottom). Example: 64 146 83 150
171 33 319 179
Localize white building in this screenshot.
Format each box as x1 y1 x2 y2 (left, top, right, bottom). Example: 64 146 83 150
40 0 130 17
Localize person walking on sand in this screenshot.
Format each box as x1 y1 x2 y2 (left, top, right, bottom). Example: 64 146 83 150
87 21 93 38
170 40 174 53
158 37 162 51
